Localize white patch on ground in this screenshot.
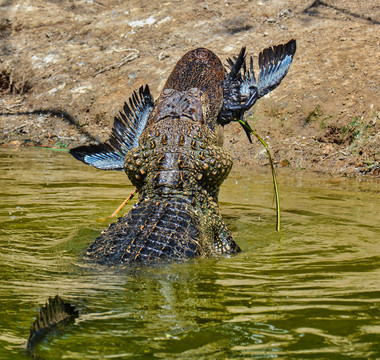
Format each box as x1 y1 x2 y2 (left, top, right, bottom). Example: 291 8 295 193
223 45 234 52
72 85 93 94
128 16 156 28
48 83 66 94
31 53 60 68
158 16 171 25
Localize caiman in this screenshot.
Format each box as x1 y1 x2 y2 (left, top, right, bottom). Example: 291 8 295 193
69 40 296 265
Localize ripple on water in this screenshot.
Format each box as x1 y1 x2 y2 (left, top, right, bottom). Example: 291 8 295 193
0 148 379 359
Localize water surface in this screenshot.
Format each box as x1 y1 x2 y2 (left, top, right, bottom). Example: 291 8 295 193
0 148 379 359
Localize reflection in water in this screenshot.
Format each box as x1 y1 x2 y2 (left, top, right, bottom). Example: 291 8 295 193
0 148 379 359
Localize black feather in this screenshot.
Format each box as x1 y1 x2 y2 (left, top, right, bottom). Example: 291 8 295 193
256 39 296 97
69 85 154 171
226 47 246 79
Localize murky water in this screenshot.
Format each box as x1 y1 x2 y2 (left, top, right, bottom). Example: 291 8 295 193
0 148 379 359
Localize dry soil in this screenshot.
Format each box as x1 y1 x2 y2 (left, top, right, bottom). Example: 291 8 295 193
1 0 379 177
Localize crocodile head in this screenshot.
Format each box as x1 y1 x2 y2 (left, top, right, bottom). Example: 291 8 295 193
159 48 225 135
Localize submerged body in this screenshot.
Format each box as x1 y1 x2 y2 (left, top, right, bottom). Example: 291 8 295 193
70 41 297 264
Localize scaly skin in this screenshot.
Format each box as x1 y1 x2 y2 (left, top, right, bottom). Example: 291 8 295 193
83 40 297 264
86 49 241 264
27 41 296 355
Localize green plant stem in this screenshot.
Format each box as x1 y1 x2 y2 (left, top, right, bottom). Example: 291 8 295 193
238 120 281 232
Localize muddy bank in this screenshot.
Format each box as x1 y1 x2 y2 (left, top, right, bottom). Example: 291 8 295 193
1 0 379 176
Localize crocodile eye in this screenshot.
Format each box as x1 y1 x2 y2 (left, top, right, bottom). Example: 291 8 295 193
163 88 174 95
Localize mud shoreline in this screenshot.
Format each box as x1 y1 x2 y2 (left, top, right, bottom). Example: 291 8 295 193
1 0 379 177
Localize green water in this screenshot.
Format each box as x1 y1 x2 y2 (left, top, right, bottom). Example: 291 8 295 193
0 148 379 359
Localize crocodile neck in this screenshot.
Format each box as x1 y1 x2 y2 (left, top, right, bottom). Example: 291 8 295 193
124 88 231 204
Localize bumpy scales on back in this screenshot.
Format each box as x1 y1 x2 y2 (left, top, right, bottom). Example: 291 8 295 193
70 40 296 264
27 295 78 354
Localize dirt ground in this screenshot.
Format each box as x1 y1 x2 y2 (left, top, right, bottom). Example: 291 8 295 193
1 0 379 177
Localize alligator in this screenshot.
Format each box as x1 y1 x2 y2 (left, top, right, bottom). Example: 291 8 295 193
25 41 296 356
69 40 296 265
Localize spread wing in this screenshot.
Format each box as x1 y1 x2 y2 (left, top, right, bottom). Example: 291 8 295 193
219 40 296 140
241 39 296 100
69 85 154 171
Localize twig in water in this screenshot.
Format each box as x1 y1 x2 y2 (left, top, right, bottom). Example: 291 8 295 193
111 189 137 217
